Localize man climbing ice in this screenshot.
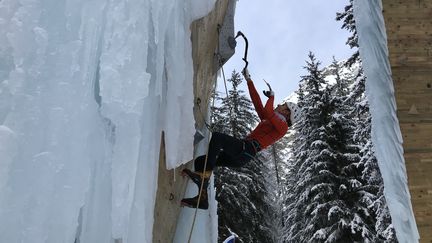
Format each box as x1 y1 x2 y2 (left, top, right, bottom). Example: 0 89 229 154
181 69 300 209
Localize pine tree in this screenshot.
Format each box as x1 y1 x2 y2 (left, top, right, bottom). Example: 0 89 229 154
284 52 329 242
284 53 384 242
210 89 229 134
262 136 292 241
347 70 397 242
213 70 275 243
336 0 359 67
325 59 379 242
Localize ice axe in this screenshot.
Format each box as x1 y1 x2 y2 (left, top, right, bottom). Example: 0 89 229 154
263 79 272 90
234 31 249 73
262 79 274 97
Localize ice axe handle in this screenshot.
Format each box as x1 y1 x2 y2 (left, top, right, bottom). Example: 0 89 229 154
235 31 249 71
263 79 272 91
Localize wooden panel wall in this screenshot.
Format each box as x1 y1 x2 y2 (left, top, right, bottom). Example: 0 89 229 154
382 0 432 242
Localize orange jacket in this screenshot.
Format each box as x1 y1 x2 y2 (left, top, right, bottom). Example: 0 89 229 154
245 79 288 149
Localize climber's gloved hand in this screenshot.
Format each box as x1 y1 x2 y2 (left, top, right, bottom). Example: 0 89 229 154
263 79 274 97
263 90 274 98
242 68 251 80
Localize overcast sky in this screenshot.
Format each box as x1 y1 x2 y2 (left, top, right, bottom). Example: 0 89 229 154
218 0 354 104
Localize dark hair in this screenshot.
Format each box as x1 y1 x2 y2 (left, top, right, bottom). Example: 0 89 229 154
286 107 292 126
287 117 292 127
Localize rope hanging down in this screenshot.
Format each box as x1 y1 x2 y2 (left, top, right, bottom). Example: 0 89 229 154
187 80 218 243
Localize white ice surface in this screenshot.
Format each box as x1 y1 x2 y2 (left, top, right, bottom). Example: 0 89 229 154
0 0 216 242
353 1 420 242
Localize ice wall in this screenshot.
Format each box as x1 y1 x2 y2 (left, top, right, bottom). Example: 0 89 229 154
0 0 215 242
353 0 419 242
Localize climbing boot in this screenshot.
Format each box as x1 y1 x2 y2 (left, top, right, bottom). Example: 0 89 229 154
181 168 211 187
181 189 209 210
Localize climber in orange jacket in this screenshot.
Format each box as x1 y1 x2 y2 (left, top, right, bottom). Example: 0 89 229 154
181 68 300 210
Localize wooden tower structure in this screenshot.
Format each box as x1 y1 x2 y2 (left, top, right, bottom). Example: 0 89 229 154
382 1 432 242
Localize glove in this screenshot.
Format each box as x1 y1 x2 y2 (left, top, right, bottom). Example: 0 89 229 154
242 68 251 80
263 90 274 98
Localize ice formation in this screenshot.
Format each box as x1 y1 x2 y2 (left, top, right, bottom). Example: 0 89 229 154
353 0 419 242
0 0 216 242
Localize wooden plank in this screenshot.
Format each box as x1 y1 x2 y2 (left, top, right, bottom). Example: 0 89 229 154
393 74 432 93
383 9 432 18
408 174 432 188
395 82 432 93
398 115 432 124
417 229 432 243
389 47 432 55
387 33 432 43
389 48 432 57
394 92 432 112
385 15 432 23
388 57 432 68
383 0 432 7
387 25 432 37
415 213 432 228
388 38 432 49
382 4 432 15
405 152 432 171
399 123 432 150
407 163 432 178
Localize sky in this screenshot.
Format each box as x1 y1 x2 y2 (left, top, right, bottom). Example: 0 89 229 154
218 0 354 104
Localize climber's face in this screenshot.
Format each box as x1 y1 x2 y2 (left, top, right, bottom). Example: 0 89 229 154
275 103 291 118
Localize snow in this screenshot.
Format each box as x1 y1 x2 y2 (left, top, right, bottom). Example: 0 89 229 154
353 0 420 242
0 0 216 242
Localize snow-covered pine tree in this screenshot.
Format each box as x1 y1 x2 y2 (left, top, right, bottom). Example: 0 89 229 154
345 67 397 242
283 52 329 242
212 70 275 243
263 135 292 241
337 2 397 241
210 89 228 134
336 0 359 67
324 59 380 242
284 53 383 242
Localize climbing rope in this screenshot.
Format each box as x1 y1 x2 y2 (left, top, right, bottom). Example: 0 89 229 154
187 28 233 242
187 80 219 243
187 132 212 243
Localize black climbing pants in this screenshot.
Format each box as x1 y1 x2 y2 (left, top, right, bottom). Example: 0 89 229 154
194 132 259 172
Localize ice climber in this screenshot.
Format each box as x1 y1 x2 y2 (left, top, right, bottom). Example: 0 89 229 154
181 69 300 209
